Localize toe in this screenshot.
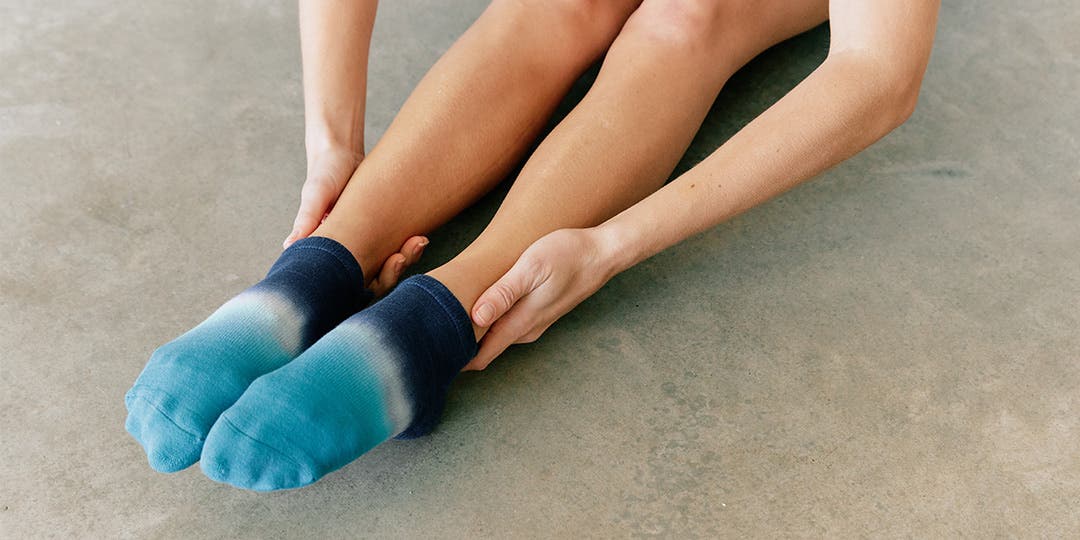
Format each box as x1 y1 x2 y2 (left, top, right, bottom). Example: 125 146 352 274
200 414 317 492
124 392 203 473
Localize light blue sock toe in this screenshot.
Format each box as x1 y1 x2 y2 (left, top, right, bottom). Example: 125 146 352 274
124 392 205 473
201 274 476 491
125 237 371 473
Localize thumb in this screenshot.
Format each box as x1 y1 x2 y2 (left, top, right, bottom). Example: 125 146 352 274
285 186 332 248
466 316 517 371
286 208 322 247
472 257 543 327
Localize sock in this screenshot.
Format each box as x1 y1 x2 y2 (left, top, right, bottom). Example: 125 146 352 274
124 236 372 473
200 274 477 491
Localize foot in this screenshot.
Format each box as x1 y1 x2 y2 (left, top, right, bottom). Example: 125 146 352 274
200 274 476 491
124 237 371 473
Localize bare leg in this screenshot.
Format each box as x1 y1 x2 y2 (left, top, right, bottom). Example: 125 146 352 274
313 0 641 278
192 0 835 492
428 0 830 334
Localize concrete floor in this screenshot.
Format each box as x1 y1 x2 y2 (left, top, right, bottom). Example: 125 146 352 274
2 0 1078 537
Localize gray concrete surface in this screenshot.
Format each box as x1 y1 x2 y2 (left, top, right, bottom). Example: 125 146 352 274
2 0 1078 537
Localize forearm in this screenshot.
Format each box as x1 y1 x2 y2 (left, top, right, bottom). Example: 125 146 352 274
299 0 378 158
597 53 923 274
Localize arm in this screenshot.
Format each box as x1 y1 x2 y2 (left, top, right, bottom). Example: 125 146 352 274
599 0 939 272
467 0 940 369
287 0 427 294
285 0 378 247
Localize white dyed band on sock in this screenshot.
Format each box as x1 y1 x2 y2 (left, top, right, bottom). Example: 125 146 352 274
201 288 306 359
328 319 414 437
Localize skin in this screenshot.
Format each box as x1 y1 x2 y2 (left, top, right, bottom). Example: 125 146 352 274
468 0 941 369
304 0 641 284
289 0 373 246
289 0 423 296
290 0 940 370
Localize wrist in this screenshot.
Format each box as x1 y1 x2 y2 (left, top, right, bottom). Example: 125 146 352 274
589 221 642 280
304 142 363 178
305 124 364 162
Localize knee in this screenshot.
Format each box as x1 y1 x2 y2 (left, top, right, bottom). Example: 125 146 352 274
516 0 630 27
619 0 732 54
491 0 634 54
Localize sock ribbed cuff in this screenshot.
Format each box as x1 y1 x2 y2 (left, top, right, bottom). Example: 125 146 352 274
271 236 367 286
392 274 478 439
406 274 478 365
266 236 374 338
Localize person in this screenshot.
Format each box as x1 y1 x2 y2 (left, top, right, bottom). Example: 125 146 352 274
125 0 940 491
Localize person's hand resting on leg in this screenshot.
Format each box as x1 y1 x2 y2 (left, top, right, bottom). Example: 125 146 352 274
466 227 619 371
283 145 362 249
284 144 430 296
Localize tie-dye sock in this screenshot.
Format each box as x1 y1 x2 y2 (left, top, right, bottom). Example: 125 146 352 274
124 236 371 473
200 274 476 491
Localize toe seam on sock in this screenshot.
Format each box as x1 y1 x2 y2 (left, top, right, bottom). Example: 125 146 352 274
126 392 205 442
217 415 310 470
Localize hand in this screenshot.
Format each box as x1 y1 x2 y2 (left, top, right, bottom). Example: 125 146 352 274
283 146 363 249
284 145 427 297
369 235 430 298
465 228 617 371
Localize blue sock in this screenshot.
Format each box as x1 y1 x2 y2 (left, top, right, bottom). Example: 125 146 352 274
200 274 477 491
124 236 371 473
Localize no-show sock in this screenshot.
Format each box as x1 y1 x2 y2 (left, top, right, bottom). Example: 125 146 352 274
125 236 372 473
200 274 477 491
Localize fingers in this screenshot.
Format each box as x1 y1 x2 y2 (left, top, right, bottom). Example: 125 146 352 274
472 256 544 328
369 236 428 297
371 253 407 298
466 256 549 370
465 305 535 371
464 336 506 371
284 182 336 248
464 295 556 371
399 236 429 268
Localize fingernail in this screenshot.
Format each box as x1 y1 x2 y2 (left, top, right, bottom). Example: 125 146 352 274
396 257 405 272
413 243 425 257
475 303 494 326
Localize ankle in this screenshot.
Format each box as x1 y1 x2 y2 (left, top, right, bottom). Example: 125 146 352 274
310 224 387 288
426 264 481 314
427 253 514 341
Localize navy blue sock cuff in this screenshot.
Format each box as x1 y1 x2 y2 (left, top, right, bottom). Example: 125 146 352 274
390 274 478 440
404 274 479 364
270 236 366 286
263 236 373 345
